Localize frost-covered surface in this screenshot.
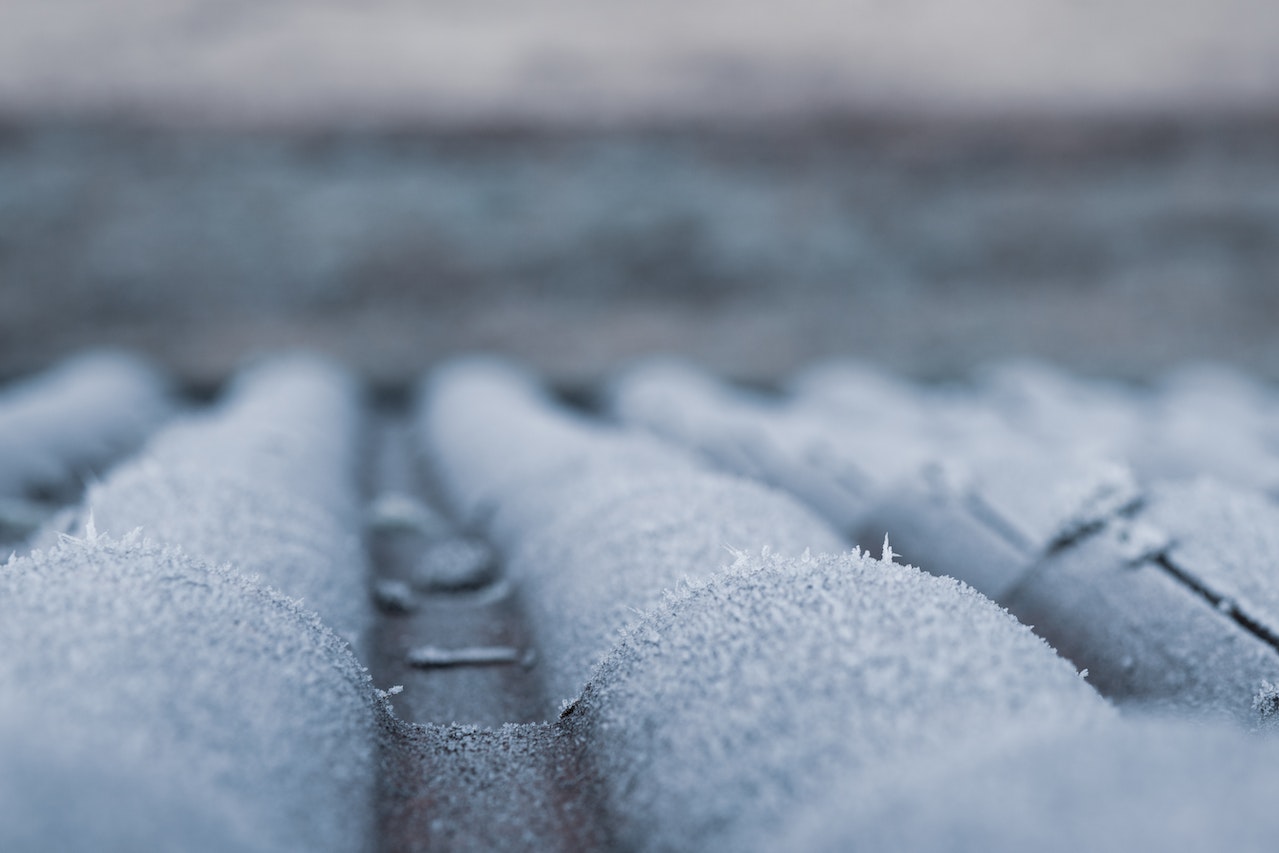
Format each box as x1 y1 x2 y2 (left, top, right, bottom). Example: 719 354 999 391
790 359 1142 552
65 355 369 648
417 357 844 714
965 360 1279 496
616 359 1279 723
800 357 1279 495
381 721 606 853
571 548 1108 851
1131 366 1279 493
609 360 881 530
788 717 1279 852
973 360 1146 460
0 534 380 852
1004 503 1279 723
9 351 1279 849
0 350 171 500
613 359 1139 598
1143 479 1279 642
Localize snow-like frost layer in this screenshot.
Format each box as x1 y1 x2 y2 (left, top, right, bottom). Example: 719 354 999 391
973 360 1279 495
70 355 368 648
973 359 1145 461
1144 479 1279 641
1003 481 1279 722
793 359 1141 553
382 721 607 852
0 535 379 853
0 350 171 499
612 359 1138 599
787 717 1279 852
571 548 1109 852
417 357 845 714
1132 365 1279 492
609 359 883 531
789 360 1279 720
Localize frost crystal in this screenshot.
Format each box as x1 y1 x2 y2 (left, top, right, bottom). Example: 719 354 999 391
881 534 894 565
1253 680 1279 718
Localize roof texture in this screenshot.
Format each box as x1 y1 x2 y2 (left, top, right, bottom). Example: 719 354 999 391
4 350 1279 850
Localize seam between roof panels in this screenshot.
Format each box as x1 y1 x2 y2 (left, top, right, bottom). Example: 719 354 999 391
1042 498 1145 560
962 492 1035 556
1151 553 1279 656
1026 493 1279 659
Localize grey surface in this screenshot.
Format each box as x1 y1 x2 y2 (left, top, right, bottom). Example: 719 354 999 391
3 120 1279 387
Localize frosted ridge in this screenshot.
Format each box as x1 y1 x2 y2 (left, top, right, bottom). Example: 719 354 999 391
68 354 369 649
416 356 846 715
609 359 880 531
0 534 380 852
572 547 1109 851
0 350 171 499
611 359 1139 599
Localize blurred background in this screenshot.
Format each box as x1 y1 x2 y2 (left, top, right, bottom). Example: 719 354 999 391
2 0 1277 387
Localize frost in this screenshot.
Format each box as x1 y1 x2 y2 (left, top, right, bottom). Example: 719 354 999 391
417 358 843 710
608 359 893 531
10 352 1279 850
1110 517 1171 565
64 355 370 653
1253 681 1279 719
578 547 1110 851
1048 460 1141 547
1009 476 1279 724
0 536 377 852
1131 366 1279 492
788 718 1279 852
608 359 1148 602
1143 480 1279 647
0 352 172 503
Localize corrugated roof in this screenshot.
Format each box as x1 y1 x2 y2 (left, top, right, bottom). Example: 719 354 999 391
4 351 1279 850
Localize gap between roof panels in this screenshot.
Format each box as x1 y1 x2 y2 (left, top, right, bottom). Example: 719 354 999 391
361 389 608 852
361 396 546 727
